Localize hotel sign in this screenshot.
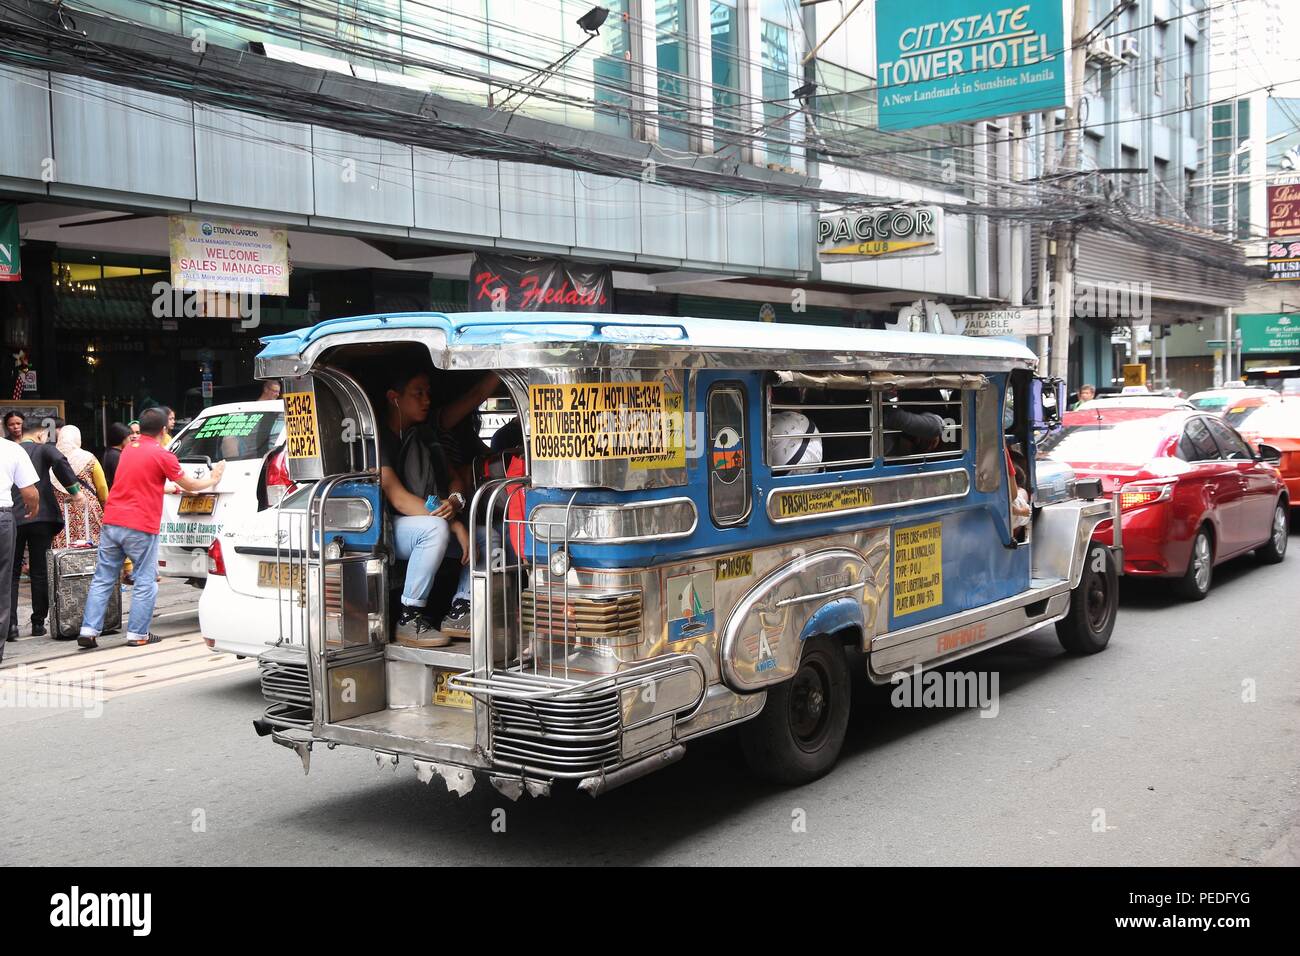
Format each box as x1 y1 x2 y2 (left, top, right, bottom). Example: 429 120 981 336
875 0 1066 132
817 206 944 262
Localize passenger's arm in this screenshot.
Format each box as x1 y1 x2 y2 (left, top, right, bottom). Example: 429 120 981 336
380 465 433 517
438 373 500 431
48 449 84 504
18 485 38 519
91 460 110 505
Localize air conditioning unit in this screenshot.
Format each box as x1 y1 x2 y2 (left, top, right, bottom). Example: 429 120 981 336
1120 36 1140 60
1087 36 1120 65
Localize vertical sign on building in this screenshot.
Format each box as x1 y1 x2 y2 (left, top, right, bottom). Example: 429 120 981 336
0 203 21 282
874 0 1066 132
1267 183 1300 281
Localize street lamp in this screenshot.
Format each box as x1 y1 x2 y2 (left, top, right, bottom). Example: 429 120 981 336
495 6 611 112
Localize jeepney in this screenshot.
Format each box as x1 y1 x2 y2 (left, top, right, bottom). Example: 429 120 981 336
247 312 1118 796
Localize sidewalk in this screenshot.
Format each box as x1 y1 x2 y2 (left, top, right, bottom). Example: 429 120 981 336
1 576 201 668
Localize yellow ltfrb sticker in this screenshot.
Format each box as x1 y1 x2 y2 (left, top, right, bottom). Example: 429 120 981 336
282 391 320 459
773 484 875 520
893 521 943 616
433 670 473 710
631 391 685 470
529 382 669 461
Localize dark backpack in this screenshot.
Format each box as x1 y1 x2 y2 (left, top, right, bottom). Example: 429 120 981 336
395 424 450 504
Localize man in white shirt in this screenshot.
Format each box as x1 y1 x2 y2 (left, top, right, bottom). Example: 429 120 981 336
0 439 40 662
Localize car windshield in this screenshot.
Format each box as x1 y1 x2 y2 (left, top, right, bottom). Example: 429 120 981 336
1040 418 1173 464
170 410 284 462
1235 402 1300 439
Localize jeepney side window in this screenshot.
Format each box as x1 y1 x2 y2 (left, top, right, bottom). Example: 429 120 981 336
708 383 750 526
767 378 873 474
881 388 967 464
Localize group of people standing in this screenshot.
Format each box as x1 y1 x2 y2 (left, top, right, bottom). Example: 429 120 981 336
0 404 207 661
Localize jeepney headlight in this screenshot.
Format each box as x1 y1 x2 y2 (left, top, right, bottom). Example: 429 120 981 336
549 548 571 577
324 537 344 561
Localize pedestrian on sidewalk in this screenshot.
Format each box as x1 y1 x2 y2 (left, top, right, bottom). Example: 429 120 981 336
50 425 108 551
10 421 88 639
0 440 40 663
77 407 225 650
103 422 132 489
4 411 24 443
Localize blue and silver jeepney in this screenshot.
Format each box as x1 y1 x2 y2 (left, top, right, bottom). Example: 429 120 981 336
248 312 1117 796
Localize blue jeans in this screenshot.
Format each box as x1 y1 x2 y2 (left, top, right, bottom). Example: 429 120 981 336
452 525 506 602
81 524 159 641
393 515 451 608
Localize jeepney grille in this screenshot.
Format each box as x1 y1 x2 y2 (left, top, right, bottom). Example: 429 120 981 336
520 590 642 651
489 683 623 775
259 653 311 730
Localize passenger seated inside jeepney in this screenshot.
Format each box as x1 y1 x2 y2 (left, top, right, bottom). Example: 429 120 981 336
882 389 949 458
379 366 471 647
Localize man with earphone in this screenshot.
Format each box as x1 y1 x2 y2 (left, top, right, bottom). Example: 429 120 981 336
378 367 470 646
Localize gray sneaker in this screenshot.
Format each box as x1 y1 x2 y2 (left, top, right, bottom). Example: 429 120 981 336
440 599 471 638
394 607 449 647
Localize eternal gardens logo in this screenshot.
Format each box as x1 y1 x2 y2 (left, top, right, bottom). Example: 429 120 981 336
201 221 213 237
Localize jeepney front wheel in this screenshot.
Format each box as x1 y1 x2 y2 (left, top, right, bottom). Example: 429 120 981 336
1055 542 1118 654
740 636 850 785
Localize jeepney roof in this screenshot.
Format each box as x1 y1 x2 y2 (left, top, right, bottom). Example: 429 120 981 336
256 311 1037 377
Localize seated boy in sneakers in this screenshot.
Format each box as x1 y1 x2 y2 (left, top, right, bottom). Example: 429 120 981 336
379 368 470 646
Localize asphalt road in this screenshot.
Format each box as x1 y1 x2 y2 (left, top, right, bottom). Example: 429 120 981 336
3 542 1297 866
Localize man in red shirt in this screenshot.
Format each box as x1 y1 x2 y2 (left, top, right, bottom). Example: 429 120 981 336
77 407 225 649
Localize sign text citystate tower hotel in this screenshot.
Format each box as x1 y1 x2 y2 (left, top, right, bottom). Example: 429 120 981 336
875 1 1066 132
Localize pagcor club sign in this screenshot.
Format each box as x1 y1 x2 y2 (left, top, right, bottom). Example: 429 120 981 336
817 206 943 262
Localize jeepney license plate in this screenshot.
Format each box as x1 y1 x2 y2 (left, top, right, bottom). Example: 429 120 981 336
432 670 473 710
178 495 216 515
258 561 303 590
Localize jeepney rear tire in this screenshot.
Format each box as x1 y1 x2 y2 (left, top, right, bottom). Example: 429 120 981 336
1055 542 1117 655
740 635 850 785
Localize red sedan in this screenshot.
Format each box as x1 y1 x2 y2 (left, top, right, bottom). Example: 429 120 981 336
1040 407 1289 599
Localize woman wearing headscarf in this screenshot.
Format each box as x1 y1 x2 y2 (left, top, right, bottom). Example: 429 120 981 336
50 425 108 551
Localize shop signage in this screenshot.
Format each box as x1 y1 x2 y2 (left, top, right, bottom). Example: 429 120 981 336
1266 238 1300 281
1237 313 1300 354
875 0 1065 132
168 216 289 296
470 254 611 312
0 203 20 282
817 206 944 261
1267 184 1300 238
956 306 1050 337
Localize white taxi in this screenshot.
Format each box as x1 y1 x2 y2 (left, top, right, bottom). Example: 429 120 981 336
158 400 288 583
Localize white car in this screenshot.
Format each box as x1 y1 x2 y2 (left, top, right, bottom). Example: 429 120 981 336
158 399 288 583
199 483 309 659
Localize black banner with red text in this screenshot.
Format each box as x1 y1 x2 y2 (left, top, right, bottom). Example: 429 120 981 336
470 254 612 312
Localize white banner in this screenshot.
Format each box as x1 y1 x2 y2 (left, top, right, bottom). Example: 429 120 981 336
957 307 1051 337
169 216 289 296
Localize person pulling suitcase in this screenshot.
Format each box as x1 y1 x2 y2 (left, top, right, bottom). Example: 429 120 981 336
77 408 225 649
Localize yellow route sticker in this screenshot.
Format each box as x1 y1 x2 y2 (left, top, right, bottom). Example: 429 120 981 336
631 391 685 470
893 521 942 616
283 391 320 460
529 382 669 461
433 670 473 710
772 484 875 520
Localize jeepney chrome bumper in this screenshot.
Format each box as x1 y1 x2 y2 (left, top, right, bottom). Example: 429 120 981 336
449 654 707 779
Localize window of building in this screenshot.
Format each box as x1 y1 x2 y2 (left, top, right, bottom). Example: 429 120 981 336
708 384 750 526
1121 146 1140 202
882 390 966 464
656 0 693 151
1153 157 1168 216
760 0 794 166
711 0 742 134
766 379 874 474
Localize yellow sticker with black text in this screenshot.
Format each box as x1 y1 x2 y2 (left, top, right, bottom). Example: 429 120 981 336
716 551 754 582
282 391 320 460
773 484 875 520
631 391 685 470
529 383 669 461
893 521 942 616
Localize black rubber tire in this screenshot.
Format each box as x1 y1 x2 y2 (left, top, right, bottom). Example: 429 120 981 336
1055 542 1118 654
740 635 851 785
1257 500 1289 565
1173 526 1214 601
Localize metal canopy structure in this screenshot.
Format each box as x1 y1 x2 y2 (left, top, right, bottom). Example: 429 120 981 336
256 312 1039 378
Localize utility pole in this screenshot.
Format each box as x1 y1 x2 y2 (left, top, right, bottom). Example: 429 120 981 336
1048 0 1090 382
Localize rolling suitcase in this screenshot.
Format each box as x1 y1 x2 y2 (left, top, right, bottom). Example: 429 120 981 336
47 507 121 639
